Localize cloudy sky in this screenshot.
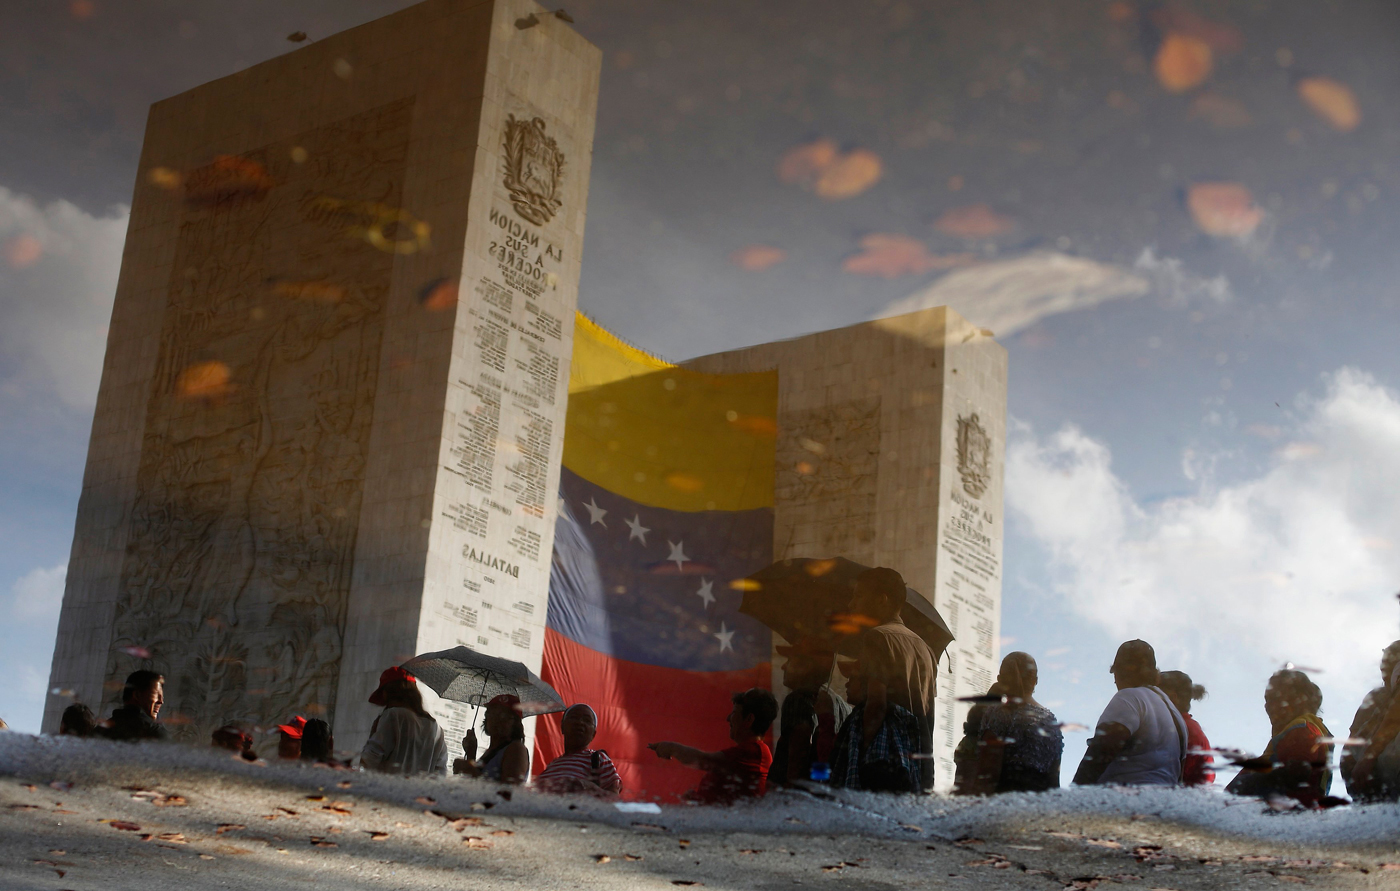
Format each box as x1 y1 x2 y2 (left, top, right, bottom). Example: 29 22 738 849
5 0 1400 788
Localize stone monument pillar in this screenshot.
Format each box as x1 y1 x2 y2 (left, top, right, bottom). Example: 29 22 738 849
42 0 601 756
685 306 1006 791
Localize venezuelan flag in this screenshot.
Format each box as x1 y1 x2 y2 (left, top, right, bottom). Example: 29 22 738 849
532 315 778 800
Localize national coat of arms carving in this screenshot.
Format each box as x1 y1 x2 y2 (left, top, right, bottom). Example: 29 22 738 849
502 114 565 225
956 412 992 500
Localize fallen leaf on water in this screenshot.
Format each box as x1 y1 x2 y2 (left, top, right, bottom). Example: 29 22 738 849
934 204 1015 239
152 794 187 807
1189 92 1252 128
843 233 977 278
822 865 845 872
215 823 246 835
1085 838 1123 849
147 167 183 191
1154 33 1213 92
625 854 643 861
199 854 216 860
470 801 494 811
1187 182 1263 237
415 796 436 806
305 795 325 801
678 839 691 848
777 139 839 186
368 831 390 840
54 808 79 815
49 781 73 792
321 803 353 815
739 849 763 855
814 149 883 199
287 31 308 42
336 781 352 789
1379 863 1400 870
107 820 142 831
310 837 337 848
595 854 612 863
176 361 234 403
1297 77 1361 132
491 830 514 837
141 832 188 844
21 784 37 792
184 155 274 207
730 245 787 272
672 883 702 887
276 807 298 815
418 278 458 311
631 822 667 831
464 836 494 849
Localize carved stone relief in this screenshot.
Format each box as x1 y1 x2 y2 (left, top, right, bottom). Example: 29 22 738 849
774 397 881 560
103 99 414 744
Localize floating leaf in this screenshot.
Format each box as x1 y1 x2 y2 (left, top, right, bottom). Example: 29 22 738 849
176 361 235 403
1187 182 1263 237
842 233 977 278
625 854 644 861
1154 33 1213 93
464 836 494 849
108 821 142 831
933 204 1015 239
1297 77 1360 132
594 854 612 863
310 836 338 848
415 796 436 806
729 245 787 272
491 829 515 837
368 831 390 840
418 278 458 312
147 167 183 191
814 149 882 199
151 794 186 807
215 823 245 835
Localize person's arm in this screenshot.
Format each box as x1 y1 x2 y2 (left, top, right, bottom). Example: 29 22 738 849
500 740 530 784
648 741 731 771
360 710 399 772
1072 722 1132 785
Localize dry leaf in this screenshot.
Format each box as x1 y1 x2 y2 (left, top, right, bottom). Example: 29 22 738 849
215 823 245 834
147 167 183 191
934 204 1015 238
843 233 976 278
49 781 73 792
1154 33 1213 92
287 31 307 42
108 821 142 831
730 245 787 272
9 803 39 810
199 854 216 860
625 854 644 861
1297 77 1360 132
415 796 436 805
814 149 882 199
739 849 763 855
151 794 186 807
595 854 612 864
336 781 352 789
1187 182 1263 237
1085 838 1123 849
672 882 702 887
1189 92 1252 128
368 831 390 841
309 837 338 848
491 829 515 837
678 839 691 848
464 836 494 849
777 139 839 185
823 865 845 872
305 794 325 801
321 803 354 815
177 361 235 402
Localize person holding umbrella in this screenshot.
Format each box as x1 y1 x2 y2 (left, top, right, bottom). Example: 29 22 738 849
360 667 448 775
454 693 530 783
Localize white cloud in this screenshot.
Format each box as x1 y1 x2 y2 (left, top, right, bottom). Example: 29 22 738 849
0 187 128 408
878 251 1150 337
1007 367 1400 705
10 562 66 622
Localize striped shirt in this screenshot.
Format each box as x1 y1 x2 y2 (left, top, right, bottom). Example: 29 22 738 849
535 749 622 794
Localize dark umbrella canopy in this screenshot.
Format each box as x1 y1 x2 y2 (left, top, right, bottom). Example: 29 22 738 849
401 647 566 717
738 557 955 659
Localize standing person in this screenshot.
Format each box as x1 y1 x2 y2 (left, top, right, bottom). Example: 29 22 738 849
1159 670 1215 786
769 636 851 786
535 704 622 796
953 682 1005 795
1340 640 1400 794
59 704 99 738
1228 669 1334 807
829 661 922 793
1348 660 1400 801
847 567 937 792
976 652 1063 793
1073 640 1185 786
299 719 335 764
360 667 448 775
648 687 778 805
105 670 169 742
455 694 530 783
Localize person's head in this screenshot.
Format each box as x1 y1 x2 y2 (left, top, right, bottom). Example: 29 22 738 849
1265 669 1322 730
778 637 836 692
850 567 907 625
837 660 865 706
211 724 253 754
276 716 306 759
122 670 164 720
1381 641 1400 688
560 704 598 755
727 687 778 742
369 666 431 719
1158 670 1207 716
59 703 97 737
1109 640 1158 690
997 652 1038 701
484 694 525 742
300 719 333 762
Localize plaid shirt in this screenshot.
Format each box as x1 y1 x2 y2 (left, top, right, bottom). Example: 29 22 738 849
830 702 921 793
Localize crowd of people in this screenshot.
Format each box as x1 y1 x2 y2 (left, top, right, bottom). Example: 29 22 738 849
29 568 1400 809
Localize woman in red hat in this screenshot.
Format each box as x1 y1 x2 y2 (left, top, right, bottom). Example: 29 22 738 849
360 667 448 775
454 694 529 784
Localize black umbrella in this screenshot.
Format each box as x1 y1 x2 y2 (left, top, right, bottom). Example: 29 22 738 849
401 646 566 718
738 556 955 659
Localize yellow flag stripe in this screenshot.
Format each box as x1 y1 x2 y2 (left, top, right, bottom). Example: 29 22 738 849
564 312 777 512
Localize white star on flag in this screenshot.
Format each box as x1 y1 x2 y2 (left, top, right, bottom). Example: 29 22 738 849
713 622 735 653
625 514 650 545
695 578 715 609
666 540 689 571
583 496 607 527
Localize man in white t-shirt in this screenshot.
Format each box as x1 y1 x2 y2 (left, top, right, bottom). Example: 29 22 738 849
1073 640 1187 786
